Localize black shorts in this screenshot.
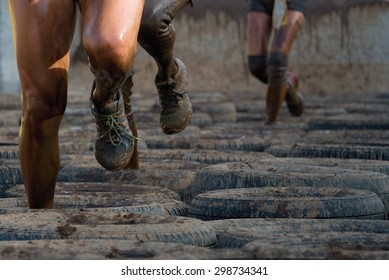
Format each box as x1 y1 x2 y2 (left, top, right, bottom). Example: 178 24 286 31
248 0 306 14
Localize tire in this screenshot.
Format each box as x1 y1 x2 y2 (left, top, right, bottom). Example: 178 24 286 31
0 127 19 143
189 91 227 103
344 104 389 114
0 93 21 110
2 182 188 216
192 102 236 123
288 143 389 160
221 229 389 250
0 203 172 216
262 157 389 176
138 149 274 164
308 114 389 130
303 129 389 146
0 110 21 127
59 142 94 154
0 196 188 213
181 162 389 215
209 218 389 248
60 110 94 126
206 218 389 245
188 187 385 220
0 162 23 194
145 136 269 152
5 182 180 199
233 100 264 113
57 165 195 193
190 113 213 127
0 239 229 260
0 145 19 159
236 113 265 122
152 247 254 260
264 144 292 157
242 241 389 260
61 154 207 171
0 212 216 246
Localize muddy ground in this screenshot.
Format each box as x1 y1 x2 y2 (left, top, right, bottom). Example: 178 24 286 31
1 67 389 259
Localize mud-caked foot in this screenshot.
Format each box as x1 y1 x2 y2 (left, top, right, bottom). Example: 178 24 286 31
285 72 304 117
156 58 193 134
91 84 135 170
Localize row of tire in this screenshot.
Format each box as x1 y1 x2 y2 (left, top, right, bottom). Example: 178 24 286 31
1 90 389 259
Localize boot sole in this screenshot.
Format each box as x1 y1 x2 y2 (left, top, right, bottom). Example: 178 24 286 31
161 109 193 135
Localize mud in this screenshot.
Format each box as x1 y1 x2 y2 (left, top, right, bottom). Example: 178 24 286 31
56 223 77 238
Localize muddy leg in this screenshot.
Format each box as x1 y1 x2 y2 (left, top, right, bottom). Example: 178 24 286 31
137 0 193 134
267 10 305 124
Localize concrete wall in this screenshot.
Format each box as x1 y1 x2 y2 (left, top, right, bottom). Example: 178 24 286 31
2 0 389 96
0 1 19 93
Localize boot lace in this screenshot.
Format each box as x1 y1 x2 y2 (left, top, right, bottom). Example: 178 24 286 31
97 112 140 146
157 79 184 109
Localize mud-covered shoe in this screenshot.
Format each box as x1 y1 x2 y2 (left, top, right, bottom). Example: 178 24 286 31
156 58 193 134
91 86 134 170
285 72 304 117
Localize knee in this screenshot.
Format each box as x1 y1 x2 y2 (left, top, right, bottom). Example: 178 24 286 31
248 55 268 84
20 72 67 123
82 31 137 71
140 8 175 45
267 52 288 85
21 89 65 125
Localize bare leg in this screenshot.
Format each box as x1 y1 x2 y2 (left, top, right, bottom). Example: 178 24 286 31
247 11 272 84
77 0 144 171
8 0 77 208
79 0 144 108
247 11 272 57
270 11 304 55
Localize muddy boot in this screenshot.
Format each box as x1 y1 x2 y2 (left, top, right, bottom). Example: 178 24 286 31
90 82 134 170
156 58 192 134
121 73 139 169
266 83 288 125
285 71 304 117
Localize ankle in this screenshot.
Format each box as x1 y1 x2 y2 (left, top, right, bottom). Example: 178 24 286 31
156 61 179 83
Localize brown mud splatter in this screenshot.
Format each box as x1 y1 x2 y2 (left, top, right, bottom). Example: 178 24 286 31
56 223 77 238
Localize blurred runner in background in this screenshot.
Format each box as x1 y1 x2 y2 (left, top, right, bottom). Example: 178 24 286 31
247 0 306 124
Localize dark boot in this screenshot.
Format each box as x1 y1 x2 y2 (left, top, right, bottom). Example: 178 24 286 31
155 58 192 134
90 82 134 170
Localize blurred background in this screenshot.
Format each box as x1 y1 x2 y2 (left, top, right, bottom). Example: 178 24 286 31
1 0 389 97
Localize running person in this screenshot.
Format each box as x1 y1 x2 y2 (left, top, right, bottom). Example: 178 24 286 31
9 0 145 208
247 0 306 124
122 0 194 169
